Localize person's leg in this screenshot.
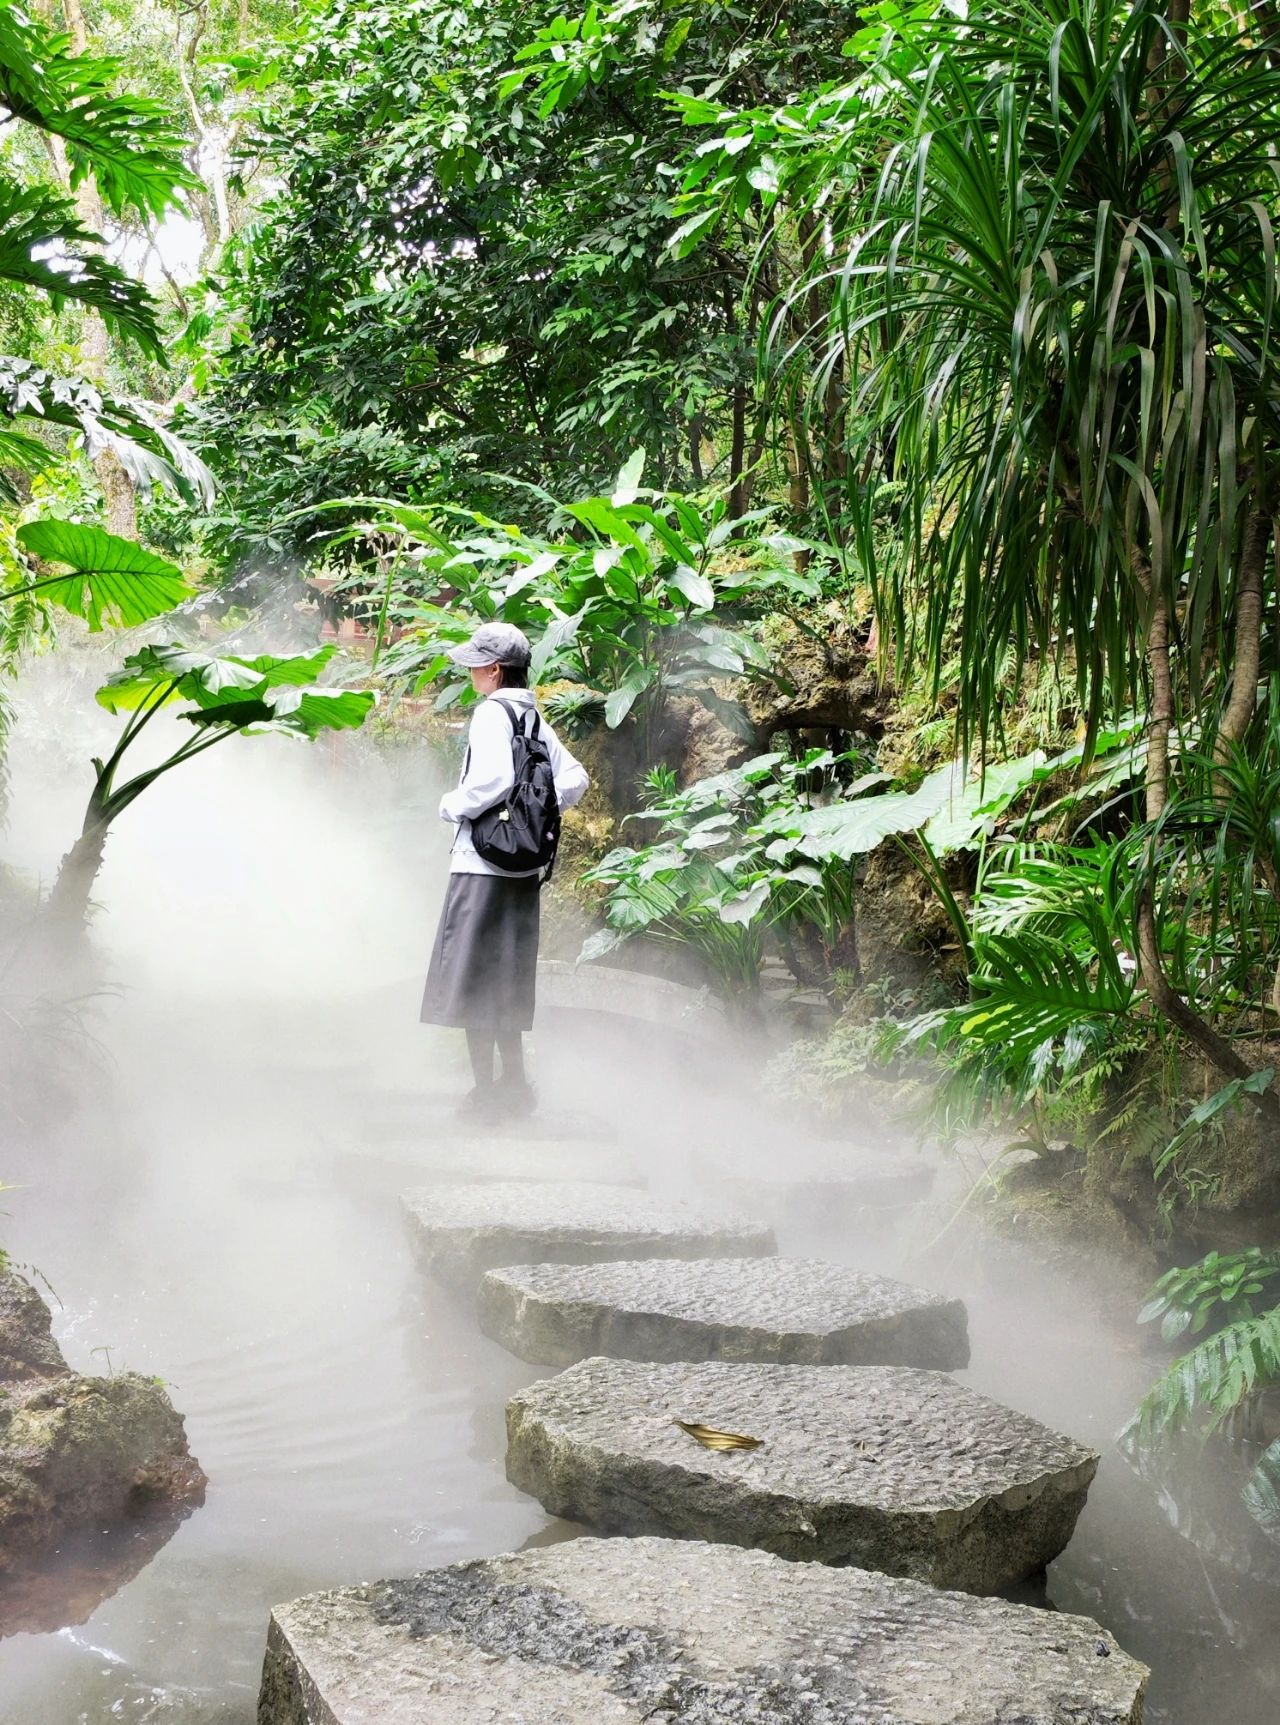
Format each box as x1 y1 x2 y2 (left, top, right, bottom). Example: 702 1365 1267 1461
495 1028 536 1115
465 1027 496 1089
496 1029 525 1084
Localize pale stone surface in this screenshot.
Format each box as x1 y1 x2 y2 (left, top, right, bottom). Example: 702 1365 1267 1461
345 1137 642 1189
257 1536 1148 1725
478 1256 968 1370
505 1359 1097 1592
538 959 725 1035
703 1138 935 1221
403 1182 775 1292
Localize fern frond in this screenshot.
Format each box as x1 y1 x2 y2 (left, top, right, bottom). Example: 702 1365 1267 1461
1124 1307 1280 1448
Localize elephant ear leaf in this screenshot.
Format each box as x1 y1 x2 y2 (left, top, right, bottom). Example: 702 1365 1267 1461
16 519 192 630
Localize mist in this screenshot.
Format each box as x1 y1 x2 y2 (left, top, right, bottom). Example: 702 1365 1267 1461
0 642 1277 1724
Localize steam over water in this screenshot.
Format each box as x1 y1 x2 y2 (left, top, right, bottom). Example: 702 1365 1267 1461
0 650 1277 1722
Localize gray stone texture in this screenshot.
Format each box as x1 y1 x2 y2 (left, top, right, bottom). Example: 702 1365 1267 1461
505 1358 1098 1593
477 1256 969 1370
403 1181 775 1292
0 1270 205 1577
257 1536 1147 1725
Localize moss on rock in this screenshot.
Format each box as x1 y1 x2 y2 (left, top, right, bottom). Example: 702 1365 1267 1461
0 1270 205 1577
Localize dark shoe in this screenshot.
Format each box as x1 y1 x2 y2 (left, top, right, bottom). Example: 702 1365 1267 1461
454 1085 503 1121
495 1077 538 1119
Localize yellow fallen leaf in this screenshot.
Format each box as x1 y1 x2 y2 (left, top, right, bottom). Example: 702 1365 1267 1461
673 1419 764 1452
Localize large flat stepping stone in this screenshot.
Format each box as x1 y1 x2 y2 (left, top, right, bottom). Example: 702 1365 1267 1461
258 1536 1148 1725
403 1182 775 1292
704 1138 934 1221
342 1137 642 1189
506 1359 1097 1593
538 958 726 1039
478 1256 968 1370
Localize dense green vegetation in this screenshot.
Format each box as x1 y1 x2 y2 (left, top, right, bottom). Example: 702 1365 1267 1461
4 0 1280 1551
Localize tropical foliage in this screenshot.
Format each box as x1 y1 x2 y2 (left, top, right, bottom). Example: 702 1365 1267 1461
313 451 820 751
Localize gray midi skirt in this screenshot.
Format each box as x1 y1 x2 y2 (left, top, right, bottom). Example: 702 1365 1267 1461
420 872 541 1031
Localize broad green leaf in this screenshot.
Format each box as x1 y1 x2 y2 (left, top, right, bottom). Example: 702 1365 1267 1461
668 563 715 609
566 497 646 551
531 607 588 681
97 643 338 713
719 880 771 925
18 520 191 630
605 662 656 728
611 448 646 506
770 762 964 860
920 751 1048 854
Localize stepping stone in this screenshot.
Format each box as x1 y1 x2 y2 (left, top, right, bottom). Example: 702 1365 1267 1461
258 1536 1148 1725
340 1138 642 1189
505 1359 1097 1593
538 958 726 1039
704 1138 934 1222
403 1182 775 1293
478 1256 969 1369
365 1091 618 1146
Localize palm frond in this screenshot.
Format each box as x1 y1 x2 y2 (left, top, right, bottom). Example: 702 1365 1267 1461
0 175 162 355
0 11 195 221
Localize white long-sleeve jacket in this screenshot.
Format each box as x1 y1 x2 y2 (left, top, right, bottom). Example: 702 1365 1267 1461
438 688 589 877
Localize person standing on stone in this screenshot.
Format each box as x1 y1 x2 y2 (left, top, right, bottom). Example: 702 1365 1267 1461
421 621 588 1117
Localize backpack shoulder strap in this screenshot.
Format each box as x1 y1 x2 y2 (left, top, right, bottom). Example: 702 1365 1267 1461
491 696 538 738
489 696 523 732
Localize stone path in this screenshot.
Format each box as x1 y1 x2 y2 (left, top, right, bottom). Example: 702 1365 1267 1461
477 1255 969 1368
402 1180 776 1292
257 1019 1147 1720
505 1357 1097 1593
259 1537 1148 1725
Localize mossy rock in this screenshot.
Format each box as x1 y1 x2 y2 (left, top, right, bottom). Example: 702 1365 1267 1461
0 1270 205 1576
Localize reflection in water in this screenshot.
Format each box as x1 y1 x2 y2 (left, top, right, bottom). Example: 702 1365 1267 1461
0 1499 202 1639
0 671 1276 1723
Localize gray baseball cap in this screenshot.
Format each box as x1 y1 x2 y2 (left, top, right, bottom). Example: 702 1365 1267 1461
447 621 532 668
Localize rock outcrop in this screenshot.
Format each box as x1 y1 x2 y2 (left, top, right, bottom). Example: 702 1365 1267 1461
0 1268 204 1580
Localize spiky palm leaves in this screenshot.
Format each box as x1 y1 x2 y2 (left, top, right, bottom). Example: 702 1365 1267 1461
771 0 1280 770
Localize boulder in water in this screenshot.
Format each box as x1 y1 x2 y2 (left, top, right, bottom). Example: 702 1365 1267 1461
0 1269 204 1582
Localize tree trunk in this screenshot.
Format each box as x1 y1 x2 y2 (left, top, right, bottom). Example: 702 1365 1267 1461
1135 572 1280 1115
1215 507 1269 761
46 823 108 929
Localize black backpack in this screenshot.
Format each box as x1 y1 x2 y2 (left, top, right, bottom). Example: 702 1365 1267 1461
467 698 562 877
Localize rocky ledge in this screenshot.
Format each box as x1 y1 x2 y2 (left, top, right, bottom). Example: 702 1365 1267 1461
257 1536 1148 1725
477 1255 969 1369
506 1357 1098 1593
0 1268 204 1579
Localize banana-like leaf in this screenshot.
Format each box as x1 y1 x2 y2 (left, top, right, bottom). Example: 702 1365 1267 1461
673 1420 763 1452
17 520 192 630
